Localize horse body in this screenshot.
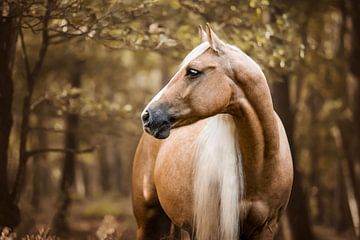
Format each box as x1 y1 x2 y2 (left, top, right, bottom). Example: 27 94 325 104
132 25 293 240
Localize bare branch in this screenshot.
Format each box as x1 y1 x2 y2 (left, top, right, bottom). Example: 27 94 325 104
30 127 67 134
30 94 51 111
18 27 31 80
30 0 52 82
11 0 55 204
26 146 96 158
179 1 211 21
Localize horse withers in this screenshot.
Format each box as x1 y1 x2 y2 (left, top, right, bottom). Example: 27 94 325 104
132 25 293 240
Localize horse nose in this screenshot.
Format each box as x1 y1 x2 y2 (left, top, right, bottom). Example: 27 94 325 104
141 110 150 126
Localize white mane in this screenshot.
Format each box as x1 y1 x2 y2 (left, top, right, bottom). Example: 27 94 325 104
193 114 244 240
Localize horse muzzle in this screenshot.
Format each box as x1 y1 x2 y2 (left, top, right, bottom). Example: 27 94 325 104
141 106 172 139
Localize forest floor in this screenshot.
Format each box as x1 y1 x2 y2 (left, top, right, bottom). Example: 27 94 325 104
16 193 136 240
14 194 356 240
314 225 356 240
69 195 136 240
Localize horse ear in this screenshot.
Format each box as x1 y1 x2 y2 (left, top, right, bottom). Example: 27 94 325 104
206 23 222 53
199 25 208 43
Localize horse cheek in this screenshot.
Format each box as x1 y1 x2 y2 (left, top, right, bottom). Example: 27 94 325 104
208 82 232 115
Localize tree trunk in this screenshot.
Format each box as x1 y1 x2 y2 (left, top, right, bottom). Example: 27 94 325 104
52 108 79 236
307 89 325 224
11 0 53 203
348 0 360 167
114 154 125 194
334 150 353 232
98 141 111 192
347 0 360 216
76 162 90 197
52 60 84 236
335 123 360 237
0 3 20 228
272 76 315 240
31 114 48 209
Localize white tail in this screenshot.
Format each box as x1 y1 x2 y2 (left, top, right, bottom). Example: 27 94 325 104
193 114 244 240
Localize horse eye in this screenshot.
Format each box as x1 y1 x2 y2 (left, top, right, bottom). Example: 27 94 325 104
186 68 202 78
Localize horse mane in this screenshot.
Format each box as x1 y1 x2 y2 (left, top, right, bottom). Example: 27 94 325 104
179 42 210 69
193 114 244 240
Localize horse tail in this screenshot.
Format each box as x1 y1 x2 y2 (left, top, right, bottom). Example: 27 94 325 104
193 114 244 240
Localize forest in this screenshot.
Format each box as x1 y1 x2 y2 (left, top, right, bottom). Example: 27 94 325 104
0 0 359 239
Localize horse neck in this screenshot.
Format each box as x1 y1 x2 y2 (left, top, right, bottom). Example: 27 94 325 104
230 49 280 156
231 68 280 185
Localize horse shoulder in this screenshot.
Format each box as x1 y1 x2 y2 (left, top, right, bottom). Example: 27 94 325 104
132 134 162 212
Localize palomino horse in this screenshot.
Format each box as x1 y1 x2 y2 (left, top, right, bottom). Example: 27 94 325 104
132 25 293 240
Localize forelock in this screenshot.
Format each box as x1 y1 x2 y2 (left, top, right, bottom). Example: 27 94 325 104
179 42 211 69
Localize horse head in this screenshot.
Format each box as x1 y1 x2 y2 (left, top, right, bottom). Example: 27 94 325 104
141 24 272 140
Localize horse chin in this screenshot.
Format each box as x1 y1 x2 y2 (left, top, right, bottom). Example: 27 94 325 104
153 129 170 139
144 125 171 139
153 126 170 139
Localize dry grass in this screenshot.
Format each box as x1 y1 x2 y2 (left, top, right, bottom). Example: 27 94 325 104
1 214 124 240
0 227 58 240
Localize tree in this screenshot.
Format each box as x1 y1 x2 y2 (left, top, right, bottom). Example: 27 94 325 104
0 2 21 228
0 0 160 228
272 76 315 240
52 59 83 236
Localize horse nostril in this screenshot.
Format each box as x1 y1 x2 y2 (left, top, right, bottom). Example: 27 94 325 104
142 110 150 124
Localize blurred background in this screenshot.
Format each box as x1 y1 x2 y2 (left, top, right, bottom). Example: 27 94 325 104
1 0 359 239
